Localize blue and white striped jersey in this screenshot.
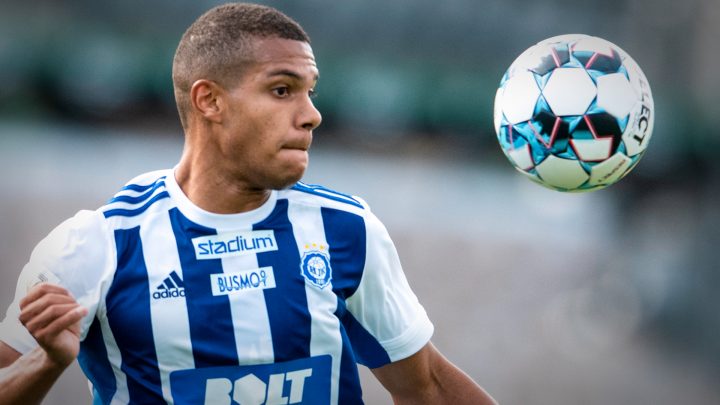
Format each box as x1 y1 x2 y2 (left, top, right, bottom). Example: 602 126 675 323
0 169 433 404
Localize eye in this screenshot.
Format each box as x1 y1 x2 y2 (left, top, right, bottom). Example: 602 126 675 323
309 88 318 99
272 86 290 97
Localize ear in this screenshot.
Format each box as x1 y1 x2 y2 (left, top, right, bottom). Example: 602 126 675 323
189 79 224 123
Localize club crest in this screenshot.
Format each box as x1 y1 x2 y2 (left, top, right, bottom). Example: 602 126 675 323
300 249 332 289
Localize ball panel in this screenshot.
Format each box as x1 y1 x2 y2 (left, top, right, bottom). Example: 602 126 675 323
535 155 590 190
572 37 623 73
570 138 613 161
500 71 541 124
596 73 638 118
587 152 632 187
621 100 653 156
493 87 504 134
507 144 535 170
572 36 615 56
542 68 596 116
621 55 654 157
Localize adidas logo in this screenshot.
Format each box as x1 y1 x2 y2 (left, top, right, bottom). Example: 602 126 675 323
153 271 186 300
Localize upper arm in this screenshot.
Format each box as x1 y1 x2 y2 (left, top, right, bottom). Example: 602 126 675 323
371 342 498 405
0 341 21 368
0 209 112 352
370 342 437 399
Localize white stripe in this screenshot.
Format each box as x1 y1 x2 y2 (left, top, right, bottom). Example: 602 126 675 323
97 316 130 404
113 182 165 199
218 225 275 365
287 201 343 405
141 208 194 403
297 182 360 206
105 187 167 212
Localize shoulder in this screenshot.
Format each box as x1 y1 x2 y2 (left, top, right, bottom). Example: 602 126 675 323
280 182 393 244
38 210 109 252
24 209 113 289
100 169 172 219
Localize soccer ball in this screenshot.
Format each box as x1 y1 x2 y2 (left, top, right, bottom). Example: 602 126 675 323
493 34 654 192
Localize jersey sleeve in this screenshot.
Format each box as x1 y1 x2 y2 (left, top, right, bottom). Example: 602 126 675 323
0 210 114 354
345 209 434 367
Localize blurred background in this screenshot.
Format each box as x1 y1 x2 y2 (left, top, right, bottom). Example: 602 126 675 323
1 0 719 404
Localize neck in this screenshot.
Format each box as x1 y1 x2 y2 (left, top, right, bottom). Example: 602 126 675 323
174 148 271 215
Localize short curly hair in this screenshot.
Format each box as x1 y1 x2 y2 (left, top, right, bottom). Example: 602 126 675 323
172 3 310 128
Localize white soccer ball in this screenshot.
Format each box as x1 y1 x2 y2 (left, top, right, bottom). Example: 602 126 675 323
493 34 654 192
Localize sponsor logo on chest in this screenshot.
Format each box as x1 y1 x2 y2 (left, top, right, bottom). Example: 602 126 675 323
170 355 331 404
192 230 277 260
210 267 276 296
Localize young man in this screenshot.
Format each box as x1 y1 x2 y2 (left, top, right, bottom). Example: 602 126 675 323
0 3 497 404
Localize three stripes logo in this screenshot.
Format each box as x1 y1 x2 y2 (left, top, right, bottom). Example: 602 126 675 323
153 271 186 300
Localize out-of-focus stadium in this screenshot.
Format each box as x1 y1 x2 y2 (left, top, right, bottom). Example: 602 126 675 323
1 1 719 404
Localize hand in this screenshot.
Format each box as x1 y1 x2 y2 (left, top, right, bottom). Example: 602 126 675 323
18 284 88 368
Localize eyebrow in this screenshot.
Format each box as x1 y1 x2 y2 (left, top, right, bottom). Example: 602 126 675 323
266 69 319 82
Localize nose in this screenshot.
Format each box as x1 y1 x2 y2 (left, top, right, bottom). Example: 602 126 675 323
300 97 322 131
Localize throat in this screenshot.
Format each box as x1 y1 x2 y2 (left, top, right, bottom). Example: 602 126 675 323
174 165 272 214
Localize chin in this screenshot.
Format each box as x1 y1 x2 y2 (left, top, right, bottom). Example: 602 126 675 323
272 166 307 190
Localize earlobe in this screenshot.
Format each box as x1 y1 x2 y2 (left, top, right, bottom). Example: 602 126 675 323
190 79 224 123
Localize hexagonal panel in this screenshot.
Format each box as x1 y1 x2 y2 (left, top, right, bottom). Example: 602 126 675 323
535 155 589 190
542 68 596 116
596 73 638 118
500 71 541 124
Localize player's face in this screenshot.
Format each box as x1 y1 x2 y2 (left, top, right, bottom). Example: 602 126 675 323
220 37 321 190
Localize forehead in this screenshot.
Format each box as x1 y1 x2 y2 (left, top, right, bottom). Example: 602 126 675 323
247 37 318 80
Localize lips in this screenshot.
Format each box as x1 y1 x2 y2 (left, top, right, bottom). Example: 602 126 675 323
282 137 312 151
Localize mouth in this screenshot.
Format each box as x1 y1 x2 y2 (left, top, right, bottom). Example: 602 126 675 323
282 145 309 153
282 137 312 152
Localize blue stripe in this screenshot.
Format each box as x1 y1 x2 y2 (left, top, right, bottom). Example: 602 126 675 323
335 298 363 405
322 207 372 399
169 208 239 367
120 176 166 193
106 227 163 403
322 207 366 299
107 181 166 205
254 199 312 362
336 298 391 368
78 317 117 405
322 207 391 368
103 191 170 218
336 305 365 405
291 182 364 209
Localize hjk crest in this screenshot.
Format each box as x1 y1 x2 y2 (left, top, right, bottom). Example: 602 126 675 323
300 247 332 289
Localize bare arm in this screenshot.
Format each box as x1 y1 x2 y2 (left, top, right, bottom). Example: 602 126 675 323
371 342 498 405
0 284 87 405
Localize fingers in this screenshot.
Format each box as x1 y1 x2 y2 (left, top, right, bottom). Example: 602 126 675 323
19 284 77 324
18 283 88 341
20 283 73 309
21 303 86 337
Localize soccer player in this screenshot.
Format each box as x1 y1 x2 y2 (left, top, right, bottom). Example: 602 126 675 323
0 3 497 404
